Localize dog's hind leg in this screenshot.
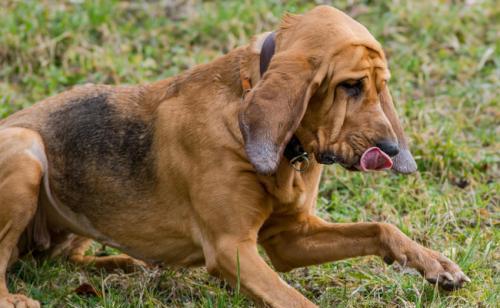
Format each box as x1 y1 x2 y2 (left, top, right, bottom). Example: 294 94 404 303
0 127 45 308
66 236 148 272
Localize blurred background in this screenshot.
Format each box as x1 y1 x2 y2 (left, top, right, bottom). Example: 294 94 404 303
1 0 498 307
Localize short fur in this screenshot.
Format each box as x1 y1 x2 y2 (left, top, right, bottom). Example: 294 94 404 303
0 6 468 308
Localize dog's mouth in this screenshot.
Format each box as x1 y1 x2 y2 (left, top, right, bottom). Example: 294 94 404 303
340 147 393 172
358 147 393 171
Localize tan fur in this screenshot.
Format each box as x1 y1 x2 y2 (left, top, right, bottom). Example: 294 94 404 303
0 6 468 307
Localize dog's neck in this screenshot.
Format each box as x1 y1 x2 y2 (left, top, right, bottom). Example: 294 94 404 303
147 35 319 206
147 32 272 104
148 32 309 173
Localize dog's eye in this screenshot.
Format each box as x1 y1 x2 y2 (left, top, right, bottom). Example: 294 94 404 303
339 79 363 97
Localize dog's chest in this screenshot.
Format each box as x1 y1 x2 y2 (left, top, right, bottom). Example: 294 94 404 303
263 164 322 215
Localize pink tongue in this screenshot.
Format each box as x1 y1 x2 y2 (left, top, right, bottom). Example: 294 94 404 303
360 147 393 171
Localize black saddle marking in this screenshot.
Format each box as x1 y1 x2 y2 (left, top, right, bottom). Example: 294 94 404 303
46 93 155 212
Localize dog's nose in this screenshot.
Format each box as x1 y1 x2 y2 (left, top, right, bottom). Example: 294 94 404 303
317 152 337 165
376 140 400 157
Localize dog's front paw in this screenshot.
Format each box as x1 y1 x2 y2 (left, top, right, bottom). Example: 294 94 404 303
0 293 40 308
386 244 471 290
380 225 470 291
417 247 471 291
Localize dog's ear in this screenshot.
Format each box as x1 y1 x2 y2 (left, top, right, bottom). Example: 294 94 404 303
379 84 417 174
239 52 320 174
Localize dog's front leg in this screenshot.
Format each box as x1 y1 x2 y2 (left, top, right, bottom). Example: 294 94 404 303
204 236 316 308
192 173 317 307
261 215 470 290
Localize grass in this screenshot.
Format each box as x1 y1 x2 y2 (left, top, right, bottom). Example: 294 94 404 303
1 0 498 307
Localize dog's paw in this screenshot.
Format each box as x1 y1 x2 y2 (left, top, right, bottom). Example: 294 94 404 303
419 248 471 291
129 258 152 271
387 243 470 291
380 225 470 291
111 255 152 273
0 293 40 308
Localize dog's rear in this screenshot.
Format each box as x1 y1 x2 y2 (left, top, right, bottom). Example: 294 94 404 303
0 84 159 308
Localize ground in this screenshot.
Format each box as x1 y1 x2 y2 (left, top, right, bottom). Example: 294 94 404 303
0 0 498 307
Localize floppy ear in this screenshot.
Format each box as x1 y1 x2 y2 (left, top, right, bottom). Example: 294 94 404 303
380 85 418 174
239 52 319 174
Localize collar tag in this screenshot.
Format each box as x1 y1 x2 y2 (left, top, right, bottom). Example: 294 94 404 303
289 152 310 173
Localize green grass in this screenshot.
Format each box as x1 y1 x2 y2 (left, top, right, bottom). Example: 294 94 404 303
1 0 498 307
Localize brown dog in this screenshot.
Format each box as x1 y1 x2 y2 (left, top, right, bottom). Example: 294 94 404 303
0 5 469 307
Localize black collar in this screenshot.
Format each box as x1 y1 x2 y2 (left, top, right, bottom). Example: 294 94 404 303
259 32 276 76
259 32 308 163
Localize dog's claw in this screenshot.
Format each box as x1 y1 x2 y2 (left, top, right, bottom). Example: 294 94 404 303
442 271 454 282
459 271 471 283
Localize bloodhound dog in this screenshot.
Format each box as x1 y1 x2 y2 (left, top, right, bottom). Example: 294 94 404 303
0 5 470 307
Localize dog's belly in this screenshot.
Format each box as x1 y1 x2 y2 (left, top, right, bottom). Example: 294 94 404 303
42 180 206 265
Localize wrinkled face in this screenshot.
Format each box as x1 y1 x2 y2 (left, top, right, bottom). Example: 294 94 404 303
297 46 399 171
239 6 417 175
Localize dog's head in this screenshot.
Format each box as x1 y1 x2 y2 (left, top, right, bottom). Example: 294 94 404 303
239 5 417 175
